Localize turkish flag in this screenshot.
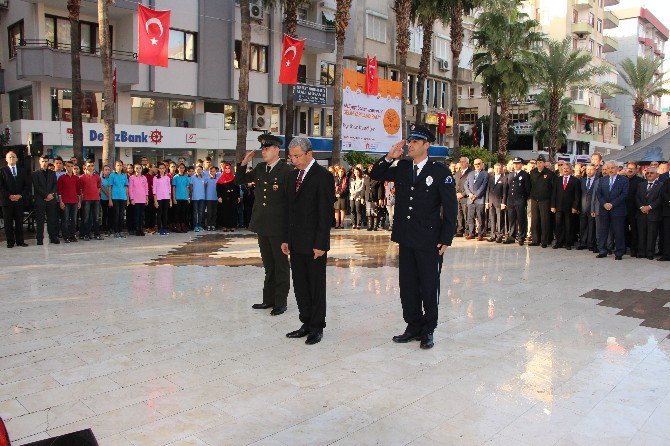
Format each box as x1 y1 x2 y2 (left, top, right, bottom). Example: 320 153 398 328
278 35 305 84
438 113 447 135
366 55 378 96
138 4 170 67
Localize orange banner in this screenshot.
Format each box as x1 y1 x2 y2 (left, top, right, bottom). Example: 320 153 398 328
343 69 401 99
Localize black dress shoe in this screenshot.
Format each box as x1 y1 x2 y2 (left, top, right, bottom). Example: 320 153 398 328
496 238 503 243
552 244 562 249
657 256 670 261
37 240 43 245
615 255 623 260
647 256 655 260
576 245 587 250
420 333 434 350
528 243 540 247
50 238 60 244
305 332 323 345
596 253 607 258
286 327 310 338
392 332 422 343
518 239 525 246
270 306 286 316
16 243 28 247
541 244 548 248
565 246 572 251
6 244 14 248
503 238 514 244
251 303 273 310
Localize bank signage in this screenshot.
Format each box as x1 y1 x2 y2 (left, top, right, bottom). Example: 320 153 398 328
294 83 328 105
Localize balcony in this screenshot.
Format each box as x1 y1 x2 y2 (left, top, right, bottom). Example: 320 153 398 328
14 40 138 88
296 19 335 54
603 10 619 29
572 21 594 37
573 0 595 10
603 35 618 52
23 0 135 18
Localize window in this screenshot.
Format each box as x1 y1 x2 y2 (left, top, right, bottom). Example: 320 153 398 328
596 43 602 58
408 74 416 104
435 36 449 60
51 88 103 123
573 9 578 24
588 39 594 52
366 12 387 43
298 64 307 83
9 86 32 121
131 97 195 127
588 12 594 27
468 87 475 99
45 15 111 53
611 125 617 137
433 81 439 108
458 86 463 99
312 110 321 136
458 108 478 125
168 29 197 61
409 27 423 54
234 41 268 72
206 102 239 130
325 113 333 137
596 19 602 34
298 111 308 134
320 61 335 86
440 83 447 108
8 20 23 59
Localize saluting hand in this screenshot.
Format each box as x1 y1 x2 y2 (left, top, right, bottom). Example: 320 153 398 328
387 140 405 160
241 150 257 167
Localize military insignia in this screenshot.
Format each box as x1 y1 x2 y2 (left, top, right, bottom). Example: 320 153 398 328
426 176 433 186
543 174 547 178
273 184 279 191
445 176 454 184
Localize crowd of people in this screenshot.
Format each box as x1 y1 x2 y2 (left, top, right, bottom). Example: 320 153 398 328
1 149 669 262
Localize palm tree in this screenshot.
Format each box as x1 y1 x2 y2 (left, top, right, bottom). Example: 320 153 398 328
607 56 670 144
394 0 412 139
98 0 114 166
532 37 604 161
530 91 573 152
472 6 543 162
236 0 251 164
68 0 83 165
331 0 353 166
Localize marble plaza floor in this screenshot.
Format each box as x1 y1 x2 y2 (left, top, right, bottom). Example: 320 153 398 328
1 230 669 446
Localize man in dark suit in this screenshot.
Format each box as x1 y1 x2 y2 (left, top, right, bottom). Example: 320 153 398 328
551 163 581 249
623 162 644 257
485 163 507 243
505 157 531 245
370 125 457 350
454 156 471 237
658 162 668 183
529 155 554 248
635 168 663 259
32 154 60 245
464 158 488 240
659 178 670 261
236 133 293 316
596 161 629 260
282 137 335 345
577 164 597 250
0 151 31 248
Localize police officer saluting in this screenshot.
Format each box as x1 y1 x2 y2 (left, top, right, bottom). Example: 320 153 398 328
235 132 293 316
370 125 457 349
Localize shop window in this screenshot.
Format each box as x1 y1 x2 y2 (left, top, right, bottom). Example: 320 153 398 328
325 113 333 137
458 107 478 125
45 15 111 53
169 29 197 61
171 101 195 127
9 86 33 121
298 111 308 135
234 41 268 72
51 88 103 123
8 20 23 59
313 110 321 136
131 97 195 127
320 61 335 86
204 102 237 130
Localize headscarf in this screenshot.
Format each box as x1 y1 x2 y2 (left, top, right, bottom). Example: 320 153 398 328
217 163 235 184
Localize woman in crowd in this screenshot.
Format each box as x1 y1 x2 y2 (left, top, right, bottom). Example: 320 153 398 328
171 163 190 233
333 166 349 229
100 165 112 235
153 163 172 236
217 163 239 232
128 164 149 236
349 167 365 229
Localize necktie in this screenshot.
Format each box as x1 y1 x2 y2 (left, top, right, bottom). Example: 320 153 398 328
609 177 614 191
413 165 419 183
587 178 592 190
474 171 479 182
295 169 305 192
266 165 271 174
11 166 16 177
563 176 568 190
647 182 653 191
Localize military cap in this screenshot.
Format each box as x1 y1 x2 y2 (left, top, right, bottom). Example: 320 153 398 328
536 155 546 162
512 157 524 164
257 132 283 148
407 124 436 143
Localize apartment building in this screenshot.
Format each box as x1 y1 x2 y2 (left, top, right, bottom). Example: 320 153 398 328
604 6 667 146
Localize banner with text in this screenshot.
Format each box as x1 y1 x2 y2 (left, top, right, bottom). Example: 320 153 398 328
341 69 402 153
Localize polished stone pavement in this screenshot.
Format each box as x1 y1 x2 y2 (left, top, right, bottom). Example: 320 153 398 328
0 230 669 446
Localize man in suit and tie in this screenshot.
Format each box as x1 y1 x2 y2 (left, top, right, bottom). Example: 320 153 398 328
505 157 531 245
282 137 335 345
659 178 670 261
551 163 581 250
485 162 507 243
623 162 644 257
658 162 668 183
464 158 488 240
32 154 61 245
236 133 293 316
0 151 31 248
596 161 629 260
529 155 555 248
454 157 471 237
370 125 457 350
635 167 663 259
577 164 597 251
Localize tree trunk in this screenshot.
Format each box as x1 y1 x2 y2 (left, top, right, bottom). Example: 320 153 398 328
498 95 510 163
68 1 83 166
236 0 251 164
394 0 412 139
633 100 644 144
415 16 434 126
332 0 352 167
488 99 495 153
283 4 298 151
547 92 560 162
450 1 464 158
98 0 114 166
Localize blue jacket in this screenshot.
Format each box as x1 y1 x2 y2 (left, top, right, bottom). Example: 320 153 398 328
596 174 629 217
464 169 489 205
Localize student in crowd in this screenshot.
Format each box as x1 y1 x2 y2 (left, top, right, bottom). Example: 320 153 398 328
110 160 129 238
189 164 207 232
129 163 149 236
172 163 191 233
58 161 80 243
204 166 220 231
217 163 239 232
153 163 172 236
78 160 103 241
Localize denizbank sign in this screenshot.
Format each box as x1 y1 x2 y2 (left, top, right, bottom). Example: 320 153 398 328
63 123 217 148
89 130 151 143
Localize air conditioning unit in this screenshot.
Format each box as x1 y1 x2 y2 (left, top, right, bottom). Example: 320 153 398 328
253 104 271 130
0 0 8 9
250 0 264 20
437 59 449 71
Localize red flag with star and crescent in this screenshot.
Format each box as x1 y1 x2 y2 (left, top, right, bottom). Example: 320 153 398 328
366 55 378 96
278 34 305 84
438 113 447 134
138 4 171 67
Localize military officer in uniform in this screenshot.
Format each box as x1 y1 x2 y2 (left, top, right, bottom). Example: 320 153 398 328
505 157 531 245
235 133 293 316
370 125 457 350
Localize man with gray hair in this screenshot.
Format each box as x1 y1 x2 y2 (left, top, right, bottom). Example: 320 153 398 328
595 161 629 260
454 156 471 237
282 137 335 345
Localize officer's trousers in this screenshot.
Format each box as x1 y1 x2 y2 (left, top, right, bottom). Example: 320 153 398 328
399 244 441 336
258 235 290 308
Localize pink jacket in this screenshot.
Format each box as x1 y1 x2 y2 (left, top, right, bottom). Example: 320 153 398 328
128 175 149 204
152 175 172 201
